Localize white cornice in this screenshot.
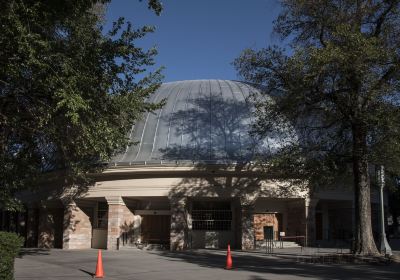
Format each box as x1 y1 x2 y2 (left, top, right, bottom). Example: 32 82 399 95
105 196 125 205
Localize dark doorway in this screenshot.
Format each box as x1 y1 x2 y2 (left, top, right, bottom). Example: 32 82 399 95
276 213 283 236
52 208 64 248
141 215 170 245
263 226 274 240
315 212 323 240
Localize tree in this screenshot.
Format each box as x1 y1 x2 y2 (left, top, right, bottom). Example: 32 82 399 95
235 0 400 255
0 0 163 209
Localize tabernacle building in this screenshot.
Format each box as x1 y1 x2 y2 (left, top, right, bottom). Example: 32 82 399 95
0 80 382 250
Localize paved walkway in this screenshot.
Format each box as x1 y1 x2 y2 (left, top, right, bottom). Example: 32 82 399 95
15 248 400 280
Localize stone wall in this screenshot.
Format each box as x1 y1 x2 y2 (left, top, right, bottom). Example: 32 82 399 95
119 204 140 246
241 207 254 250
170 197 187 251
253 214 279 241
106 197 137 250
38 207 63 248
107 204 123 250
63 202 93 249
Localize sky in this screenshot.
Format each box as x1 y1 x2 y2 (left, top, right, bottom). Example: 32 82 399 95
105 0 282 82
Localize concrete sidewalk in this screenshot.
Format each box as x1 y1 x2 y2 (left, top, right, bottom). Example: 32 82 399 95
15 248 400 280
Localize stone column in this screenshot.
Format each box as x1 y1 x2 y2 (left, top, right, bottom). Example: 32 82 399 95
170 196 187 251
305 198 319 247
38 206 54 248
106 196 125 250
62 199 93 249
118 202 137 247
240 197 256 250
62 199 75 249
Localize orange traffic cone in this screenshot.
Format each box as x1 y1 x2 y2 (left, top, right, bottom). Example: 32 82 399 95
225 242 233 270
94 249 104 278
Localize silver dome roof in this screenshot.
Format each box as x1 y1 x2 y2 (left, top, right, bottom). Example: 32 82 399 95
113 79 272 165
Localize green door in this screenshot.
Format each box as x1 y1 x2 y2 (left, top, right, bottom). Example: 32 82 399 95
263 226 274 240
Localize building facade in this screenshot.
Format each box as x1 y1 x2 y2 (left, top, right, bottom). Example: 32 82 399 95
0 80 383 250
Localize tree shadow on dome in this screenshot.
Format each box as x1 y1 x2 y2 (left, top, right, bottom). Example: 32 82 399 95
158 95 267 163
160 92 307 206
160 92 306 202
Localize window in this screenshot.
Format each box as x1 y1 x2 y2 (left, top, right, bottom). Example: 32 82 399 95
96 202 108 229
191 201 232 231
81 207 94 227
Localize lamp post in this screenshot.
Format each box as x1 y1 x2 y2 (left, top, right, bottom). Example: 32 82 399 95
377 165 392 256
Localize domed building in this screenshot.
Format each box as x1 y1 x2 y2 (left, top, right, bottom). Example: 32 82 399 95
1 80 381 250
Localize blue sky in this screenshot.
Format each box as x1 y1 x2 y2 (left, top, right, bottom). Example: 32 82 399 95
105 0 281 82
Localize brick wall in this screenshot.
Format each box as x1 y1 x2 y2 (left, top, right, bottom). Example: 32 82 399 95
170 197 187 251
119 205 140 246
107 204 123 250
63 202 93 249
107 201 137 249
253 214 279 241
241 208 254 250
38 207 63 248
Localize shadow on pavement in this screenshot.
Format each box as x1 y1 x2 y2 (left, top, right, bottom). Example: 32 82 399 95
18 248 51 257
79 269 95 277
153 249 400 280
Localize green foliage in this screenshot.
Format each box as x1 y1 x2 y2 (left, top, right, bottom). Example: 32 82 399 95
235 0 400 188
0 231 24 280
0 0 163 208
235 0 400 254
142 0 163 15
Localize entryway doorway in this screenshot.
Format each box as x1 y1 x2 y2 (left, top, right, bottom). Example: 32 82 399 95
141 215 170 245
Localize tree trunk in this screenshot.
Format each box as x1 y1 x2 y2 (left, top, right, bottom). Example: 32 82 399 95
352 124 380 255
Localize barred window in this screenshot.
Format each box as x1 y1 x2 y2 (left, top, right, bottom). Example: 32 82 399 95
191 210 232 220
192 219 231 231
191 201 232 231
96 202 108 229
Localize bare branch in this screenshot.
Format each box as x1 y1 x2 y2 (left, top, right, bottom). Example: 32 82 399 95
373 1 397 37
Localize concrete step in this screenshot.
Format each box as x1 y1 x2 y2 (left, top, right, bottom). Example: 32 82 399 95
142 244 169 251
119 245 140 250
120 243 170 251
257 240 302 248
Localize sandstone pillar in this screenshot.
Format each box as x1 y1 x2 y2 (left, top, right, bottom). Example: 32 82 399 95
240 197 256 250
106 196 125 250
62 200 93 249
118 202 137 247
305 198 319 247
38 207 54 248
170 196 187 251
